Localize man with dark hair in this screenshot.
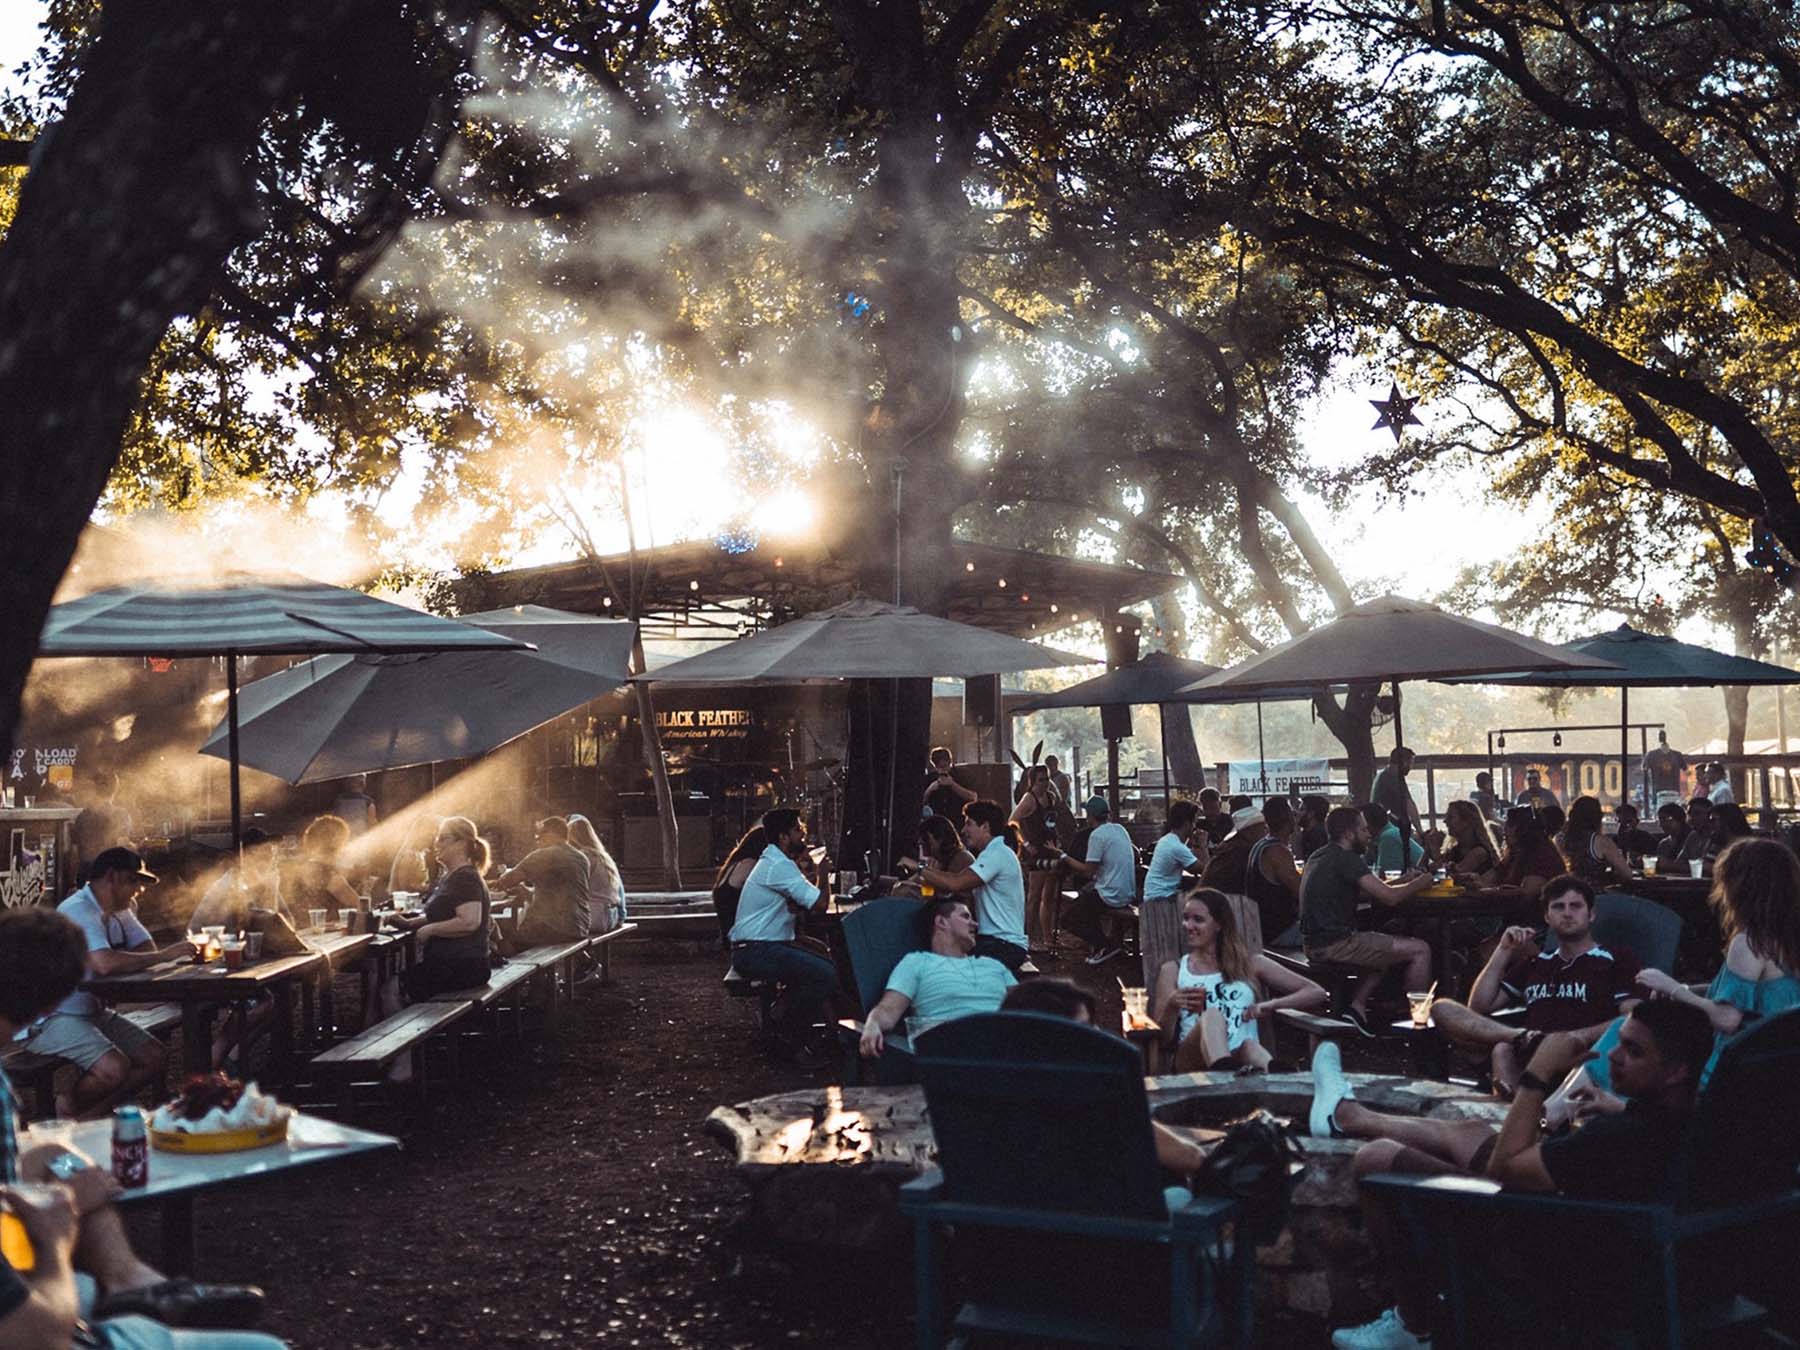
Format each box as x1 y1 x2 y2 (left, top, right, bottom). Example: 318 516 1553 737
1470 772 1501 823
1061 796 1139 967
923 747 977 819
1653 801 1700 870
1515 767 1560 812
1326 1000 1715 1349
1418 875 1636 1095
1197 787 1232 844
999 976 1095 1022
1298 807 1433 1034
16 848 195 1119
188 828 286 933
1486 806 1567 904
858 898 1016 1058
1611 803 1657 866
728 808 838 1060
1246 796 1303 945
494 815 592 947
1370 747 1422 840
0 907 272 1345
1361 801 1424 874
1297 794 1332 858
920 801 1029 972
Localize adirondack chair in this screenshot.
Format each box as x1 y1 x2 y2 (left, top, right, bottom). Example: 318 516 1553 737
833 896 925 1085
1594 891 1682 976
1363 1006 1800 1348
901 1011 1253 1349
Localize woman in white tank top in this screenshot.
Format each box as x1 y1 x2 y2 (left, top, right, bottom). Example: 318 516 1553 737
1152 884 1328 1073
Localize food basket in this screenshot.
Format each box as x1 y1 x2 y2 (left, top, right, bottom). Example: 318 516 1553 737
150 1116 289 1153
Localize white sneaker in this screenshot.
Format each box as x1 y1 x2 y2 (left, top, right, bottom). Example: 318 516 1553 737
1331 1306 1430 1348
1309 1040 1350 1138
1084 945 1121 966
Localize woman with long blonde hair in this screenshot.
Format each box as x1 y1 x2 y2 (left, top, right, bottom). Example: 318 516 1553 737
1153 884 1326 1073
567 813 626 930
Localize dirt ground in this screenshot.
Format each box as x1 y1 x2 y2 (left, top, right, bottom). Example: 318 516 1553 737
122 946 1343 1348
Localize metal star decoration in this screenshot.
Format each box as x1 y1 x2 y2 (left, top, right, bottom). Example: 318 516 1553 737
1369 381 1423 444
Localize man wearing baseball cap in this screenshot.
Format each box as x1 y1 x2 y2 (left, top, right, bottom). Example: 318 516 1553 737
14 848 195 1119
1059 796 1139 965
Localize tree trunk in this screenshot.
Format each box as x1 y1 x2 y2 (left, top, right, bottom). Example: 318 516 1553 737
629 637 682 890
1314 684 1381 801
1725 616 1758 802
1151 595 1205 790
0 4 357 756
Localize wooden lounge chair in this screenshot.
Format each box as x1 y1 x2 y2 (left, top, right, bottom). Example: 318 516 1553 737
1364 1006 1800 1347
901 1011 1253 1348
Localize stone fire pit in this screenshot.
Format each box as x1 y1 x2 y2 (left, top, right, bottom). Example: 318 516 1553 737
705 1070 1506 1319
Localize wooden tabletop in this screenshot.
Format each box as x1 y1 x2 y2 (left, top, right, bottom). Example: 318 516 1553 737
87 950 324 1004
303 930 375 965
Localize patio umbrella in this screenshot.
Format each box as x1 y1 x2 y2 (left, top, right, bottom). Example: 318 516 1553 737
195 606 637 784
1179 595 1620 786
634 598 1087 681
38 575 530 849
1439 623 1800 804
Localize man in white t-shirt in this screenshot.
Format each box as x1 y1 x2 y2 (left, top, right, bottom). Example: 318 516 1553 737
918 800 1030 971
1060 796 1139 966
16 848 196 1118
859 896 1017 1057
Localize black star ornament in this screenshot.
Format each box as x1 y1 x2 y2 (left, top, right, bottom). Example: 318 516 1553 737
1369 381 1423 444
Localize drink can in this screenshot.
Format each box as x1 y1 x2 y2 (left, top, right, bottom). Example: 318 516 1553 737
112 1106 149 1188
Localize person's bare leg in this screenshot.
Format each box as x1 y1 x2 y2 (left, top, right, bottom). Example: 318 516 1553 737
1353 1140 1444 1336
1173 1010 1232 1073
64 1048 135 1120
1430 999 1519 1050
71 1208 163 1294
1233 1037 1273 1071
1335 1099 1496 1170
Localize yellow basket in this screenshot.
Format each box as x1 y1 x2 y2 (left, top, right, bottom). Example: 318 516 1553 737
1416 882 1462 899
149 1116 288 1153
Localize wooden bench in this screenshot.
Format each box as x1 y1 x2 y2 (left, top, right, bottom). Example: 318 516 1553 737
724 965 778 1044
585 922 636 984
311 999 476 1113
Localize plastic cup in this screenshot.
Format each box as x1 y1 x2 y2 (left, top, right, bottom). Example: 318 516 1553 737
243 931 264 961
1644 859 1658 876
1689 859 1704 879
1122 988 1149 1027
1407 991 1434 1028
221 940 245 971
309 908 328 932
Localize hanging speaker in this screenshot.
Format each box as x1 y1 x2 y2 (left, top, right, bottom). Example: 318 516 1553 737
1100 703 1132 741
965 674 1001 727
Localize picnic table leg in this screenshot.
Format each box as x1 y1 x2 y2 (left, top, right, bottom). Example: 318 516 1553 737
300 978 318 1052
270 986 296 1089
161 1195 197 1276
319 965 339 1044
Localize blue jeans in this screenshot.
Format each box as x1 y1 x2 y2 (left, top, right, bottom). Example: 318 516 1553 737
730 941 837 1046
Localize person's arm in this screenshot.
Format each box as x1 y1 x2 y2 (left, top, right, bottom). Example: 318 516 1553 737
920 863 982 892
1263 844 1302 898
1486 1032 1594 1191
492 852 537 893
1356 871 1432 907
1468 928 1534 1015
89 915 194 974
1634 966 1744 1033
418 899 484 942
1247 954 1327 1019
327 872 362 911
777 857 831 914
1595 834 1632 879
1060 854 1097 881
1153 959 1191 1044
0 1183 81 1350
1154 1122 1207 1181
859 989 913 1058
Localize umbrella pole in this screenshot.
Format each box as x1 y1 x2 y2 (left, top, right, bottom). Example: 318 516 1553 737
228 655 242 858
1256 700 1267 793
1621 686 1630 813
1161 708 1172 816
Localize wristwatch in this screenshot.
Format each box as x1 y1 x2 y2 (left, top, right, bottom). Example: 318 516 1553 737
1516 1070 1553 1096
45 1152 91 1181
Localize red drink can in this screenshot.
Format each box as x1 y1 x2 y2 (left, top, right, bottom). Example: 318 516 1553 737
112 1105 149 1188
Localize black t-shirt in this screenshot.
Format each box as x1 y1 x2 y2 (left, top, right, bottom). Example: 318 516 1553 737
1503 944 1642 1032
1642 747 1688 795
1298 843 1372 948
1539 1100 1688 1201
924 770 964 819
422 864 489 966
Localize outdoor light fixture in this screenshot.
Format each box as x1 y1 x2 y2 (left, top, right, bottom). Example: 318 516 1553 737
689 580 700 591
1050 604 1059 613
998 578 1007 588
1497 734 1505 750
1553 731 1563 747
965 561 975 572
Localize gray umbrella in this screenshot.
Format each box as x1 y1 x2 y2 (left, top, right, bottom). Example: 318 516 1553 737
1181 595 1619 750
1439 623 1800 803
635 598 1088 682
197 606 636 784
38 575 530 846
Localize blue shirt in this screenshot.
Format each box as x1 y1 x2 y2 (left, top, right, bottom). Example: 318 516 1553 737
1370 824 1424 874
51 886 150 1022
968 836 1028 948
1143 832 1196 901
885 951 1016 1031
728 844 820 943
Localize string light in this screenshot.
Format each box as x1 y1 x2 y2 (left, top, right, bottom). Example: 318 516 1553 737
774 557 783 569
965 561 975 572
1049 604 1059 614
1020 593 1030 602
602 596 613 607
689 580 700 591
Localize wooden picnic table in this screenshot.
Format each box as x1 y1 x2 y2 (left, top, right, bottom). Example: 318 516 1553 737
1390 887 1525 997
296 930 375 1047
21 1111 397 1273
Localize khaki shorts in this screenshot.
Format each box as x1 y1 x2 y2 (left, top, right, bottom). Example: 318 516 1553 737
20 1007 159 1073
1308 931 1414 970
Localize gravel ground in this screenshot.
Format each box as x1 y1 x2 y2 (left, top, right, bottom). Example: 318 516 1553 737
120 946 1348 1347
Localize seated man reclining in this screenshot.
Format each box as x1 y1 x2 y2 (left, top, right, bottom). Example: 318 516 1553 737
860 897 1016 1058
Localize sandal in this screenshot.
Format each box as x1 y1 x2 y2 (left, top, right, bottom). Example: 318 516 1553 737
93 1280 265 1329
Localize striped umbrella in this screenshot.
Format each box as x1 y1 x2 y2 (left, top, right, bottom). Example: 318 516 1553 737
38 575 529 847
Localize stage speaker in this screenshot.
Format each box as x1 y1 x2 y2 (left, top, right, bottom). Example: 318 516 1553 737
1100 703 1132 741
965 674 1002 727
955 762 1014 806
